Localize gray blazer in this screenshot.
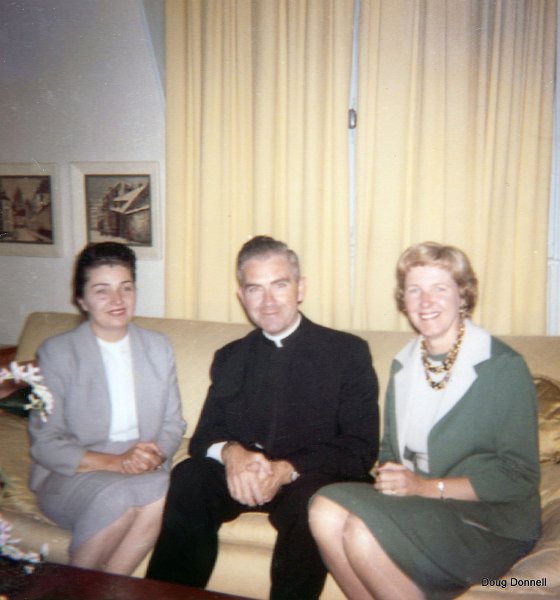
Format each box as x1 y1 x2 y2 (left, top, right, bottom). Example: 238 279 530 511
28 321 186 491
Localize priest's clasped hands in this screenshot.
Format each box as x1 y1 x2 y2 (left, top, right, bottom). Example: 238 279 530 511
222 441 295 506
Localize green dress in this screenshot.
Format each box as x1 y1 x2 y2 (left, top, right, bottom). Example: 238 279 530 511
317 322 540 598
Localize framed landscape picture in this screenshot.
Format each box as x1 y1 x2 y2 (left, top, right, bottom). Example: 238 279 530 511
71 162 160 259
0 163 61 257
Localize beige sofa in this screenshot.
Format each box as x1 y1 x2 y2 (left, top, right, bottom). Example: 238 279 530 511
2 311 560 599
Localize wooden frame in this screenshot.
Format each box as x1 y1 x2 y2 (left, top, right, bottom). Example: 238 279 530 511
70 161 161 260
0 163 61 257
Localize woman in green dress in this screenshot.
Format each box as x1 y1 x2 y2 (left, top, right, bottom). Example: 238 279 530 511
309 242 540 599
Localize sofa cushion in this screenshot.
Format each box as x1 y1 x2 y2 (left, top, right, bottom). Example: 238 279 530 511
0 412 46 521
540 462 560 509
2 506 70 564
534 377 560 464
171 437 190 467
499 466 560 592
219 512 276 549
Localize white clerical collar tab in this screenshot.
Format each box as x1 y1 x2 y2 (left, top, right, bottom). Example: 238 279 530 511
263 313 302 347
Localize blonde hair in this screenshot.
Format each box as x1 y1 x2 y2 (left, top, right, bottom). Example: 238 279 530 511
395 242 478 315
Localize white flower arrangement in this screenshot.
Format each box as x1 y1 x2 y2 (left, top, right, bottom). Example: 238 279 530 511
0 361 53 422
0 362 52 573
0 513 48 566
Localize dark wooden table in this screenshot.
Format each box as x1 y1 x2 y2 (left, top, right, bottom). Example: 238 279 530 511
0 345 16 365
0 348 23 403
0 560 254 600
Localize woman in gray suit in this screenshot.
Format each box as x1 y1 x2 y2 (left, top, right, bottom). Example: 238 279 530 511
28 242 186 575
309 242 540 599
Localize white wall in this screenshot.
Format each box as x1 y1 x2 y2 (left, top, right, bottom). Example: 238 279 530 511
0 0 166 344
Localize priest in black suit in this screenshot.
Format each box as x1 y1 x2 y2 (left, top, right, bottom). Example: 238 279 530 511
147 236 379 600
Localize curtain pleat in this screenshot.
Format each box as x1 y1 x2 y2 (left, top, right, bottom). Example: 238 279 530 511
166 0 556 335
353 0 556 334
166 0 254 321
165 0 355 327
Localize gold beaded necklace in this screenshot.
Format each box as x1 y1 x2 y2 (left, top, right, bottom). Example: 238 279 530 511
420 321 465 390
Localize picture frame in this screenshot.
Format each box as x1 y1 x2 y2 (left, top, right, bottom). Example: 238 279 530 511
70 161 161 260
0 162 61 257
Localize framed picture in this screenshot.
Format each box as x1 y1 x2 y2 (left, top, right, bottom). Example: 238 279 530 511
70 162 161 260
0 163 61 257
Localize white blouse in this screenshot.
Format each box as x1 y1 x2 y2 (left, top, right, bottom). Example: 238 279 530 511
403 357 449 473
97 334 139 442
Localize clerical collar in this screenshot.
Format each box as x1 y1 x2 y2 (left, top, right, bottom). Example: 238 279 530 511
262 314 302 348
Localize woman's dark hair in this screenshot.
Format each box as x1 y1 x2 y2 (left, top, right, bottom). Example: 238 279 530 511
73 242 137 303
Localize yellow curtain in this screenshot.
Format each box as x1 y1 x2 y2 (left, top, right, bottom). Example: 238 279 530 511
165 0 253 322
166 0 556 334
353 0 556 335
165 0 355 327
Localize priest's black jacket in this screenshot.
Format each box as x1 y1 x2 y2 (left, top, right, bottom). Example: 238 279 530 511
190 315 380 479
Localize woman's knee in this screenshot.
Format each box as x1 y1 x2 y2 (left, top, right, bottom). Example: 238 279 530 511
130 498 165 534
138 496 165 518
308 495 350 535
342 513 379 555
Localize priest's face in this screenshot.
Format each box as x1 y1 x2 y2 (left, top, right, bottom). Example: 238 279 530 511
237 253 305 336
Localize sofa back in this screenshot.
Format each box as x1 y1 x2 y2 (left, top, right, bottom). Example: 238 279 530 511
16 312 560 437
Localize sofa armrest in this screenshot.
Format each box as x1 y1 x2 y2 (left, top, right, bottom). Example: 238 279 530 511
3 507 70 564
459 464 560 597
496 496 560 589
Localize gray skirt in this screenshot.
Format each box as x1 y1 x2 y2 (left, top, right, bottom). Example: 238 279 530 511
316 482 533 598
36 468 170 554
